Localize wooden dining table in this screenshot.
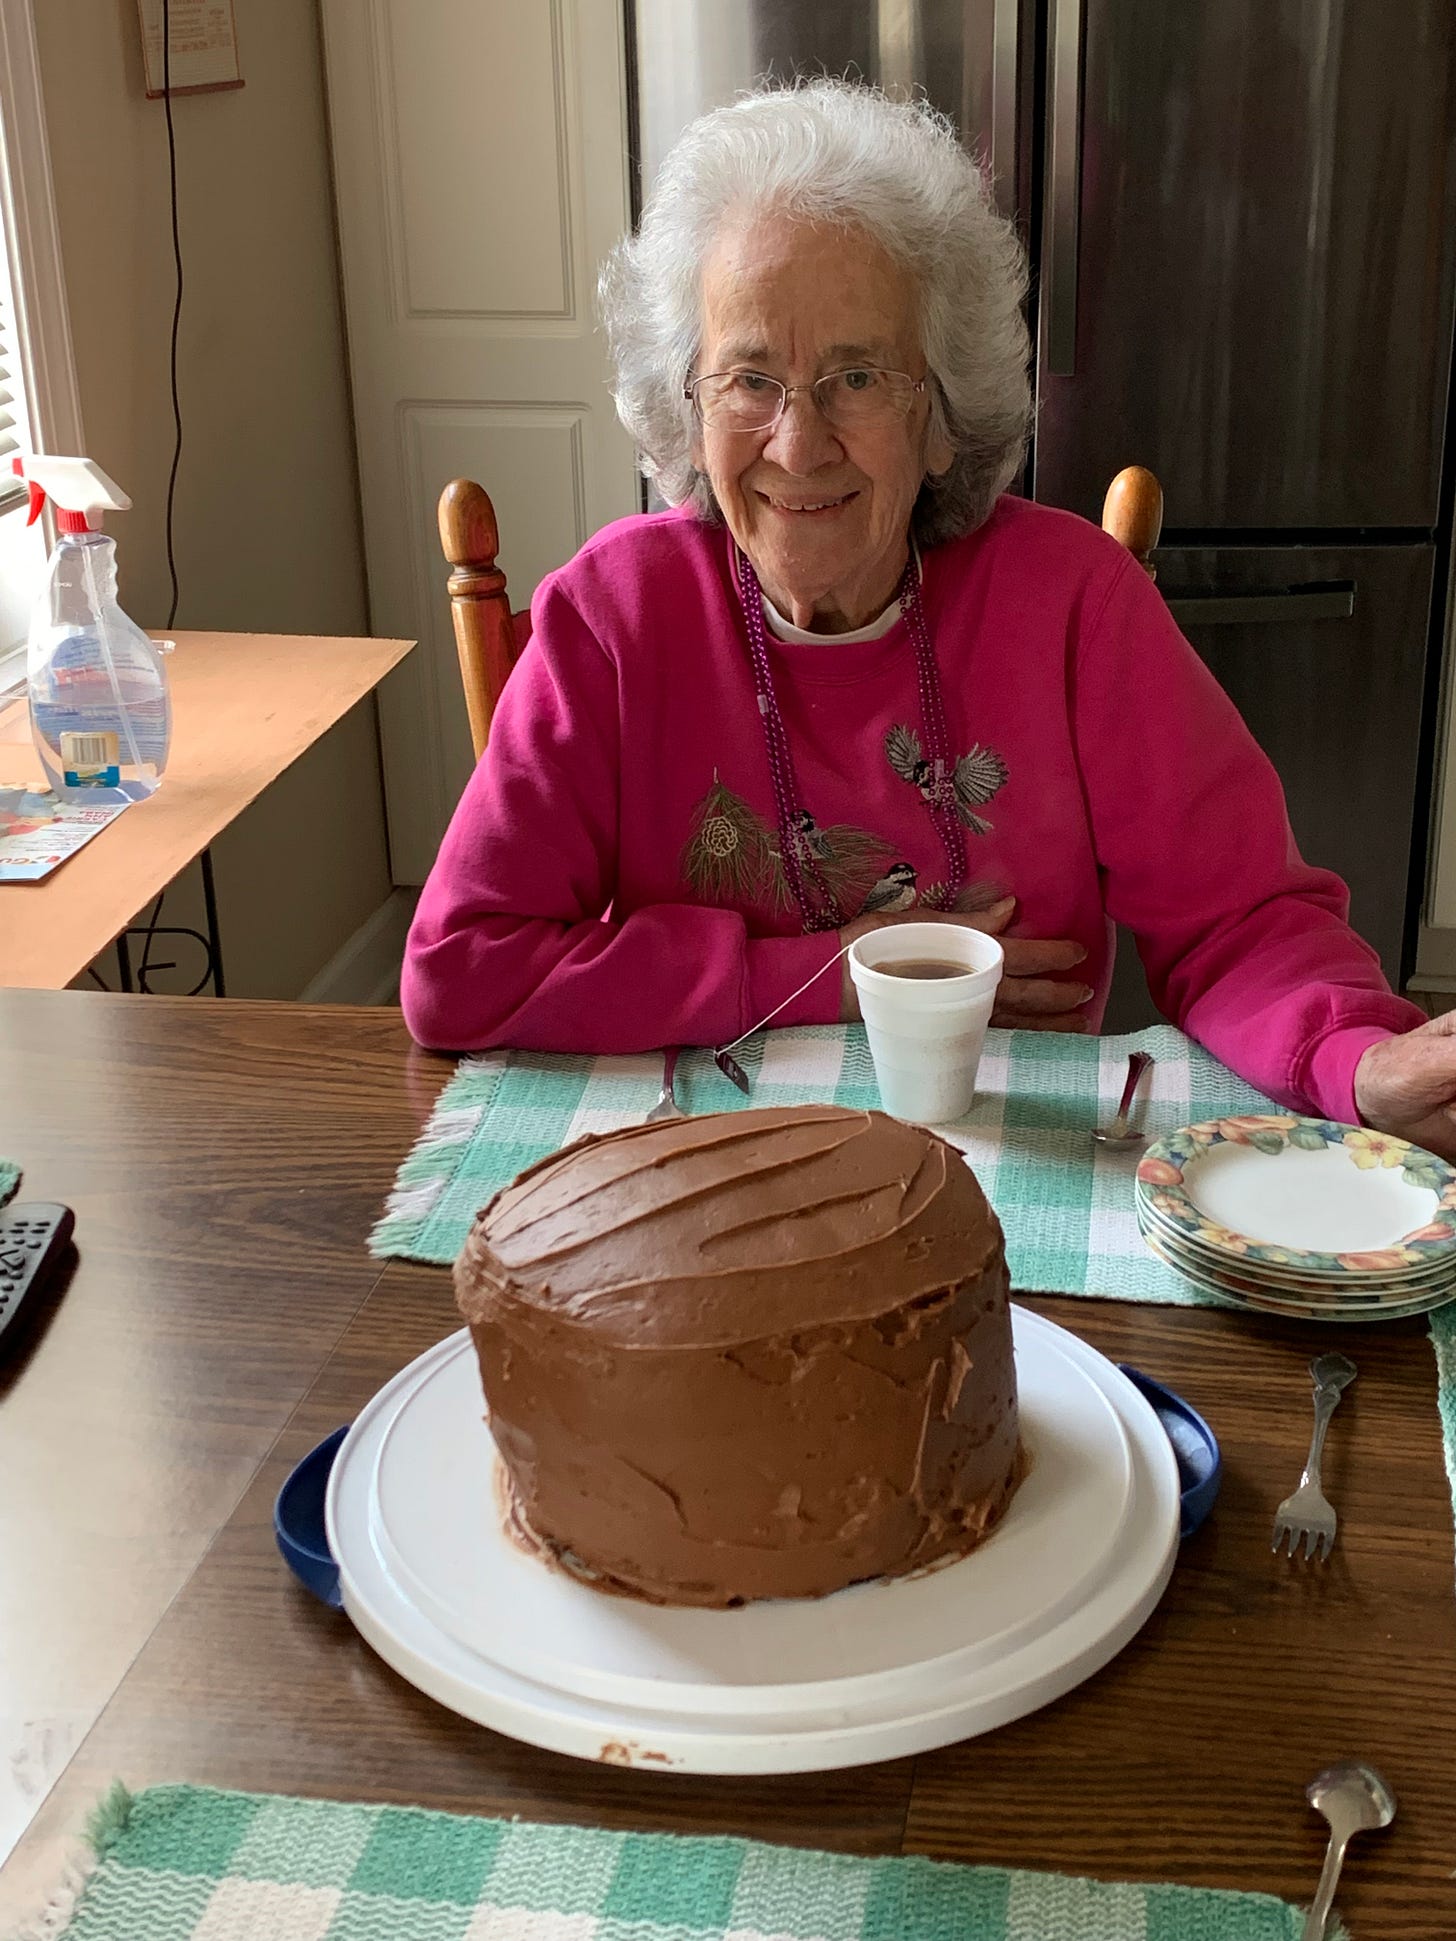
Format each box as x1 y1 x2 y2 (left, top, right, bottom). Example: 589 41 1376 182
0 990 1451 1936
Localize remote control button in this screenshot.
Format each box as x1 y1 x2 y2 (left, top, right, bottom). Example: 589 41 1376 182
0 1252 24 1274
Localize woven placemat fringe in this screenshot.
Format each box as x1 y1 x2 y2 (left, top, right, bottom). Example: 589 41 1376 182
368 1053 507 1256
9 1848 102 1941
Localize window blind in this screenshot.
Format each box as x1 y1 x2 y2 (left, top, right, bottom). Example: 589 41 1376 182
0 221 28 509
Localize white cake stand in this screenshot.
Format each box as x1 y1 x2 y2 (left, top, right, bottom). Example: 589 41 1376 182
326 1307 1179 1774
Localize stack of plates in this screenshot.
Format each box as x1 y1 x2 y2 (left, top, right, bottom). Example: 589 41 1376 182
1135 1114 1456 1321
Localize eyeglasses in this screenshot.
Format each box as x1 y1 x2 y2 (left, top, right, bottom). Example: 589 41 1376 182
684 366 927 433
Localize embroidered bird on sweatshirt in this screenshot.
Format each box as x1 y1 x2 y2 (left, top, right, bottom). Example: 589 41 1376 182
789 809 833 861
860 861 918 913
884 724 1009 836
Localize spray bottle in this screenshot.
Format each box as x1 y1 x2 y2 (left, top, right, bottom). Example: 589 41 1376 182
15 455 171 801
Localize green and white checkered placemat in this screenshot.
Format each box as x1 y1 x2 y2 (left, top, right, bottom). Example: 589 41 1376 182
1434 1303 1456 1529
28 1782 1312 1941
371 1024 1273 1303
370 1022 1456 1547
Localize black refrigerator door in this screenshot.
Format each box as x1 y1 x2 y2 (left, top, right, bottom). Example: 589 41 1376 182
1034 0 1456 528
1101 542 1433 1033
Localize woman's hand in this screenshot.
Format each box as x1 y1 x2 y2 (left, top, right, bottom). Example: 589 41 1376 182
838 897 1092 1031
1353 1014 1456 1161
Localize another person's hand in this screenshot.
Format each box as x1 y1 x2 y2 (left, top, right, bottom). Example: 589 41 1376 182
1353 1015 1456 1161
838 897 1091 1031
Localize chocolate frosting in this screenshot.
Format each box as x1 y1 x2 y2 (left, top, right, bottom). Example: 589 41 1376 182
456 1104 1021 1607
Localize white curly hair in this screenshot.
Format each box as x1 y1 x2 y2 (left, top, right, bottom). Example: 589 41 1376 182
598 78 1032 548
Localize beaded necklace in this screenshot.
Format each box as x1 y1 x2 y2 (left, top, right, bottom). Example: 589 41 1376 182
734 549 967 930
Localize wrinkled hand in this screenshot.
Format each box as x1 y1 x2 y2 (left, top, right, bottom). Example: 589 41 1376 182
839 897 1091 1031
1353 1014 1456 1161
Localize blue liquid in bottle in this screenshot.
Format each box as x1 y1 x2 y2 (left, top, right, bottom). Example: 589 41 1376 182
28 531 171 803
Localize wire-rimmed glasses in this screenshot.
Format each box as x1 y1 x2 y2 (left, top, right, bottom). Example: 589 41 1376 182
684 366 927 434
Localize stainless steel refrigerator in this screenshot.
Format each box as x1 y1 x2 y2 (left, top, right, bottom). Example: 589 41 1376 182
631 0 1456 1019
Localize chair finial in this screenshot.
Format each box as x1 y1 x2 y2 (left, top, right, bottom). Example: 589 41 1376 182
437 479 514 760
438 478 499 573
1101 466 1164 579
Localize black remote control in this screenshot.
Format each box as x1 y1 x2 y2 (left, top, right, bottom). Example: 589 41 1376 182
0 1202 75 1354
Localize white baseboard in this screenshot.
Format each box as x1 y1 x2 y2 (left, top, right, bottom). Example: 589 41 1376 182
297 887 418 1005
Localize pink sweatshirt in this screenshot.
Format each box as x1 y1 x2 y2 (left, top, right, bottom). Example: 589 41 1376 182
403 496 1421 1121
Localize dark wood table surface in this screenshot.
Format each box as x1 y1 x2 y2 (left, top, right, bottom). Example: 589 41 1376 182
0 991 1451 1934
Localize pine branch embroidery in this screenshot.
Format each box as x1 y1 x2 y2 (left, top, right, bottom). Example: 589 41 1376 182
682 774 786 908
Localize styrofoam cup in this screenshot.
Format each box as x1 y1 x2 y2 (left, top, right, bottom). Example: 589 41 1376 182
848 923 1005 1124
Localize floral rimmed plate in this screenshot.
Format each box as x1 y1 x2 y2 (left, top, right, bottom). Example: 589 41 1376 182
1141 1231 1456 1324
1142 1219 1456 1309
1135 1190 1456 1289
1134 1116 1456 1273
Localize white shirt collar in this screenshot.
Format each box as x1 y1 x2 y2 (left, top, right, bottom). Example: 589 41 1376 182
755 538 921 645
760 591 902 644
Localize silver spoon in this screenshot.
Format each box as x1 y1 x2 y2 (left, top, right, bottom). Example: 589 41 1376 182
1092 1050 1154 1147
1301 1760 1397 1940
644 1046 684 1123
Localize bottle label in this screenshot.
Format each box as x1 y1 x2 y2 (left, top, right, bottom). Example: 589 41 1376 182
30 629 170 769
60 730 121 788
33 696 167 768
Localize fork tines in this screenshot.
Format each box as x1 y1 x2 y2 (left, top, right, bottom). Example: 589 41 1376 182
1271 1514 1335 1561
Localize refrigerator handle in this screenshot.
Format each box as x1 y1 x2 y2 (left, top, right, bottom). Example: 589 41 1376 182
990 0 1020 221
1045 0 1084 376
1163 585 1356 627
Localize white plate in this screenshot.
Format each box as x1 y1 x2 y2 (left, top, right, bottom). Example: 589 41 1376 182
1136 1198 1456 1294
1135 1190 1454 1288
1136 1116 1456 1276
369 1325 1133 1718
326 1311 1180 1774
1185 1138 1434 1251
1138 1208 1453 1300
1141 1230 1456 1323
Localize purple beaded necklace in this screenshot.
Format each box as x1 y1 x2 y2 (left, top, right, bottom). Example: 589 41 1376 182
735 549 967 931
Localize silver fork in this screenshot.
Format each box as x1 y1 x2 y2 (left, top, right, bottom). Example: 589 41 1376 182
644 1046 683 1123
1272 1352 1357 1560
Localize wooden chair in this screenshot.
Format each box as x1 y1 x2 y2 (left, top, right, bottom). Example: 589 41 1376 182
438 465 1165 760
437 479 524 764
1100 464 1163 579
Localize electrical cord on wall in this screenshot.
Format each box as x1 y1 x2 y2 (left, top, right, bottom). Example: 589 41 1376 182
131 0 214 997
161 0 182 635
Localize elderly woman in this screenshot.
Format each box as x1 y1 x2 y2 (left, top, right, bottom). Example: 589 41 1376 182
403 80 1456 1157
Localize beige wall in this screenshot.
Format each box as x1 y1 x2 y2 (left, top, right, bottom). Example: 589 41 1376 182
36 0 393 998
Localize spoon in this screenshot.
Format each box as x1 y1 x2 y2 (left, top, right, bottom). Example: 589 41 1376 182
1092 1050 1154 1147
644 1046 684 1123
1301 1760 1397 1940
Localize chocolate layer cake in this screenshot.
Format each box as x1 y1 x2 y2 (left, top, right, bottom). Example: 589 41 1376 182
454 1104 1021 1608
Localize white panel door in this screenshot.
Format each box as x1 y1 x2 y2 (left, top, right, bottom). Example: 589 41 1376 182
321 0 641 884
